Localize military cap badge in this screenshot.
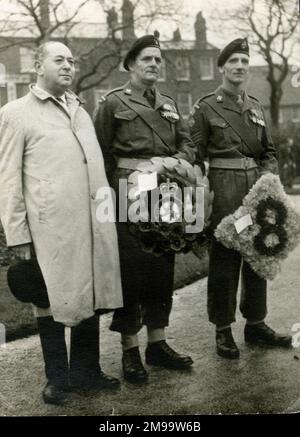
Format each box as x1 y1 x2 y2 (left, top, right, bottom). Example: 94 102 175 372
216 95 223 102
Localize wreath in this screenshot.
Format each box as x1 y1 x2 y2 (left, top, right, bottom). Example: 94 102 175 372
126 156 213 256
215 173 300 279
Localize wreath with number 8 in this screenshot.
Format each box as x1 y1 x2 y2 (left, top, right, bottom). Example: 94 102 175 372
254 197 288 256
215 174 300 279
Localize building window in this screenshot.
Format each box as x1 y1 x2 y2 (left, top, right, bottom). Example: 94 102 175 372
0 87 8 107
177 92 192 118
175 56 190 81
292 107 300 122
199 57 214 80
0 63 6 87
19 47 35 73
158 59 166 82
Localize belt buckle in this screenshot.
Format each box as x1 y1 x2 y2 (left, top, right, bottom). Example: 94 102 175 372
244 157 249 169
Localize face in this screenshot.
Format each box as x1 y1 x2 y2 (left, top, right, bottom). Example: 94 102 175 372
129 47 162 87
220 53 250 87
36 42 75 95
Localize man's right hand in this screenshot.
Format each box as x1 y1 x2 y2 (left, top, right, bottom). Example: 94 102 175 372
11 244 32 260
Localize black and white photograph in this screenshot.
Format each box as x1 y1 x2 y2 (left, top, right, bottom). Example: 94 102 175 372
0 0 299 420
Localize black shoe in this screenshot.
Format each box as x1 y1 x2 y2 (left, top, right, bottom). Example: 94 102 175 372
145 340 193 370
216 328 240 359
122 347 148 383
244 322 292 347
70 370 120 390
42 382 68 405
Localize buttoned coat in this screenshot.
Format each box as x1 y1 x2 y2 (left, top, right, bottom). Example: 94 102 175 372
0 85 123 326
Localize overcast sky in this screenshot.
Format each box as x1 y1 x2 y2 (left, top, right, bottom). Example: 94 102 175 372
1 0 299 65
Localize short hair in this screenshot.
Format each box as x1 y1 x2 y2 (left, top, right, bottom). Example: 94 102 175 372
34 41 62 63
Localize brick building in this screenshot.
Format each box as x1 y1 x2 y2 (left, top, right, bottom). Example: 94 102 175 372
0 0 299 132
0 4 221 117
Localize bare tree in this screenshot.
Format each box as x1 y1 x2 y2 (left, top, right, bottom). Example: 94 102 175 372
0 0 182 95
210 0 299 130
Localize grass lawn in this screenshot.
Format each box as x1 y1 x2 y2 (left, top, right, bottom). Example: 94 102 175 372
0 251 208 342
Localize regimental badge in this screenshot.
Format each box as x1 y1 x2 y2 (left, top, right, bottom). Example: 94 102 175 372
241 41 247 49
160 103 180 122
216 95 223 103
188 116 195 128
124 88 132 95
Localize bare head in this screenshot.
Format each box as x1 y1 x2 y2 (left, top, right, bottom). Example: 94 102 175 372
35 41 75 96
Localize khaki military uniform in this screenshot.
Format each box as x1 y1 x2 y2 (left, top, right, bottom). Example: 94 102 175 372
94 82 195 335
189 86 278 326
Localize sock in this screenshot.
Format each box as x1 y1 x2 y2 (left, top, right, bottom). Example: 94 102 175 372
246 319 265 326
216 325 231 332
121 334 139 351
147 328 165 344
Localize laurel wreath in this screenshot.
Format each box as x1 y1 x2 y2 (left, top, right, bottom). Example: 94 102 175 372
126 156 213 256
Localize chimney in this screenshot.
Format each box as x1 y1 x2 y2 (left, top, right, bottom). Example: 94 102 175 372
122 0 136 41
173 28 182 42
107 7 118 36
153 30 160 40
194 11 207 49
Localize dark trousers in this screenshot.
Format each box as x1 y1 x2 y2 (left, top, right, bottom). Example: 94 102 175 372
207 167 267 327
37 314 100 385
110 222 175 335
110 168 175 336
207 238 267 326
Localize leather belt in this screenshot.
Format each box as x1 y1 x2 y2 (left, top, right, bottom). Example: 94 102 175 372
209 157 258 170
117 157 151 170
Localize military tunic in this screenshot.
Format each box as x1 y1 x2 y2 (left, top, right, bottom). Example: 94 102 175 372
189 86 278 326
94 82 195 335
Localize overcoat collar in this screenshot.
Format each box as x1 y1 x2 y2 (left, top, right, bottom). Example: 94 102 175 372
29 83 83 122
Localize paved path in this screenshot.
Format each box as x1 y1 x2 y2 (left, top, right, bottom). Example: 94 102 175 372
0 196 299 416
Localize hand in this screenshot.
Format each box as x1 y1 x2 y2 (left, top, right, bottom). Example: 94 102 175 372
11 244 32 260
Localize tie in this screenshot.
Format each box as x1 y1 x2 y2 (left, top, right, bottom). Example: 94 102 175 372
144 88 155 108
236 94 244 109
56 96 69 113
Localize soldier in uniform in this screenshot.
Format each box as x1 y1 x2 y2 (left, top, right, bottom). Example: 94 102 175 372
189 38 292 359
94 35 195 383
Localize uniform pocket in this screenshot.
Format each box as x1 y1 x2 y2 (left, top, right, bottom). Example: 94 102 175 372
210 118 229 128
114 110 139 143
114 110 138 121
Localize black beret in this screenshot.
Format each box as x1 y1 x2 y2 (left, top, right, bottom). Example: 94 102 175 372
123 35 161 71
217 38 249 67
7 259 50 308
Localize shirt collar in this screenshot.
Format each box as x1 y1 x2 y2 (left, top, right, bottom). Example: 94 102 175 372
221 86 245 99
129 81 156 97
